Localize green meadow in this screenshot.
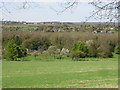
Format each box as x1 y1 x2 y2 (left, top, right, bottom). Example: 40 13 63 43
2 55 118 88
19 26 38 30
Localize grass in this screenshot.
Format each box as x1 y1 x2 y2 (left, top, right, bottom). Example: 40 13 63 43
23 54 71 61
22 53 118 62
19 25 38 30
2 54 118 88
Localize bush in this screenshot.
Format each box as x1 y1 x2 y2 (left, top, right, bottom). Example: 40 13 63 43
22 36 51 51
72 41 88 57
4 40 27 61
98 46 113 58
51 35 65 50
99 52 113 58
46 46 58 58
47 46 57 55
114 45 120 54
42 51 49 56
87 42 99 57
12 35 22 45
31 50 39 59
71 50 86 61
2 31 119 59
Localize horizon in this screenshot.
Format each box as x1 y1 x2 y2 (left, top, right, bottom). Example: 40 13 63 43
1 20 117 23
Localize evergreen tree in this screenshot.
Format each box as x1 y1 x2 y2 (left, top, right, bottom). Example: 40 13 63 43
4 40 27 61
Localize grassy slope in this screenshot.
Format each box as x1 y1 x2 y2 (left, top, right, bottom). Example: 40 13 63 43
3 59 118 88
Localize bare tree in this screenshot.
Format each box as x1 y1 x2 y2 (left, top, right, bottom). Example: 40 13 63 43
1 0 120 22
55 0 120 22
89 0 120 22
52 0 79 14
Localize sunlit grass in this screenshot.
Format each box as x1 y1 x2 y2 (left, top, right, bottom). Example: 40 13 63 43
3 59 118 88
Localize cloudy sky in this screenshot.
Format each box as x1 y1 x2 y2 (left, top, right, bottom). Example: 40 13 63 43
1 0 103 22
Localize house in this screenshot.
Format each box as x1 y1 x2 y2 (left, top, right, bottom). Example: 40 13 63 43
108 31 113 33
100 30 108 33
93 30 112 33
110 27 114 30
23 22 27 24
93 30 101 33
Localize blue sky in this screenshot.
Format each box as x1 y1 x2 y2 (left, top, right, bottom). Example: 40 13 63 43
2 1 100 22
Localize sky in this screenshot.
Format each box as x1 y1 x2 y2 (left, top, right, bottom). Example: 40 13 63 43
1 1 103 22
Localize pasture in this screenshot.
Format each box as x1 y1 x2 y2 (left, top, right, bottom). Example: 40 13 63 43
2 56 118 88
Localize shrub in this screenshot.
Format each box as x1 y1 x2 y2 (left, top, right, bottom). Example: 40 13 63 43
18 46 27 58
99 51 113 58
22 36 51 51
60 48 69 55
71 50 86 61
87 41 99 57
97 42 113 58
114 45 120 54
2 31 119 58
12 35 22 45
31 50 39 59
98 46 113 58
47 46 57 58
4 40 27 61
42 51 49 56
72 41 88 57
51 35 65 50
47 46 57 55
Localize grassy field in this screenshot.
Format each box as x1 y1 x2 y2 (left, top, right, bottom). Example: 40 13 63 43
19 25 38 30
22 54 118 62
3 59 118 88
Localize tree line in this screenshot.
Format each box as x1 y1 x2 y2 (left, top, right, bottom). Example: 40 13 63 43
2 31 119 61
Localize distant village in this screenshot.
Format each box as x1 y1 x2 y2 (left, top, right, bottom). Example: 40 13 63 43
1 21 62 25
93 27 117 33
1 21 118 33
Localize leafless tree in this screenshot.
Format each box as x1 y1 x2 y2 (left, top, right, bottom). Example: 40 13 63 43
1 0 120 22
51 0 79 14
59 0 120 23
89 0 120 22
